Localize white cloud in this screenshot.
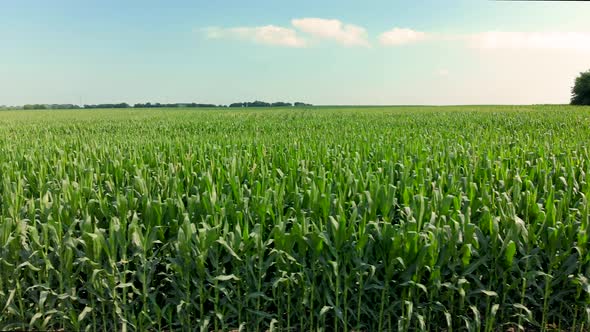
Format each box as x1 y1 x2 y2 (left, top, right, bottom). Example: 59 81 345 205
204 25 307 48
377 28 590 52
204 21 590 53
379 28 428 46
291 18 369 47
468 31 590 51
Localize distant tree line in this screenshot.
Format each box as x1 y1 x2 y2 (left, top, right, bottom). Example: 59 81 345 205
4 101 313 110
294 102 313 107
23 104 82 110
229 101 312 108
84 103 131 109
133 102 217 108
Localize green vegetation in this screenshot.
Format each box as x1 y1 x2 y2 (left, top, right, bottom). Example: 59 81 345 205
572 70 590 106
7 101 314 110
0 106 589 331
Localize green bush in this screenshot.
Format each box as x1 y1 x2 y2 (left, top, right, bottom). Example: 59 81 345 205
571 69 590 105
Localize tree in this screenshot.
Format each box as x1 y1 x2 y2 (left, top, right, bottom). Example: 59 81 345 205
294 102 312 107
271 102 292 107
571 69 590 105
246 101 271 107
23 104 48 110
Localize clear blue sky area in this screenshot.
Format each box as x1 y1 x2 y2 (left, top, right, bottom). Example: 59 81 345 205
1 0 589 105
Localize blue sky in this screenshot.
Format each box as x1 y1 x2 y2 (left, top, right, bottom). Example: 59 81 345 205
1 0 590 105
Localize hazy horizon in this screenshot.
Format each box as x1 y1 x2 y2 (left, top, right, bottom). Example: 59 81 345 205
2 0 590 106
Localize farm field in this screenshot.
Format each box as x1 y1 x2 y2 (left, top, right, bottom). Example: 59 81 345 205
0 105 589 331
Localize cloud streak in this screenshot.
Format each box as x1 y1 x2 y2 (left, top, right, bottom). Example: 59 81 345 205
379 28 428 46
203 18 370 47
291 18 369 47
203 20 590 52
378 28 590 52
467 31 590 51
204 25 307 48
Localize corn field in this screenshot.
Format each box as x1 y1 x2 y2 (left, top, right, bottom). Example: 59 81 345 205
0 106 589 331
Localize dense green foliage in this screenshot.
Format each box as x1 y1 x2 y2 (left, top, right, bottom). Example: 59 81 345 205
10 101 313 110
23 104 82 110
0 106 589 331
228 101 312 108
133 102 218 108
571 70 590 106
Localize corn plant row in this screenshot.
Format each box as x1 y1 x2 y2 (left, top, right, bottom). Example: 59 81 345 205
0 106 589 331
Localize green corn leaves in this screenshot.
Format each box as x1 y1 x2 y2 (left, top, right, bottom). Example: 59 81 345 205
0 106 589 331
